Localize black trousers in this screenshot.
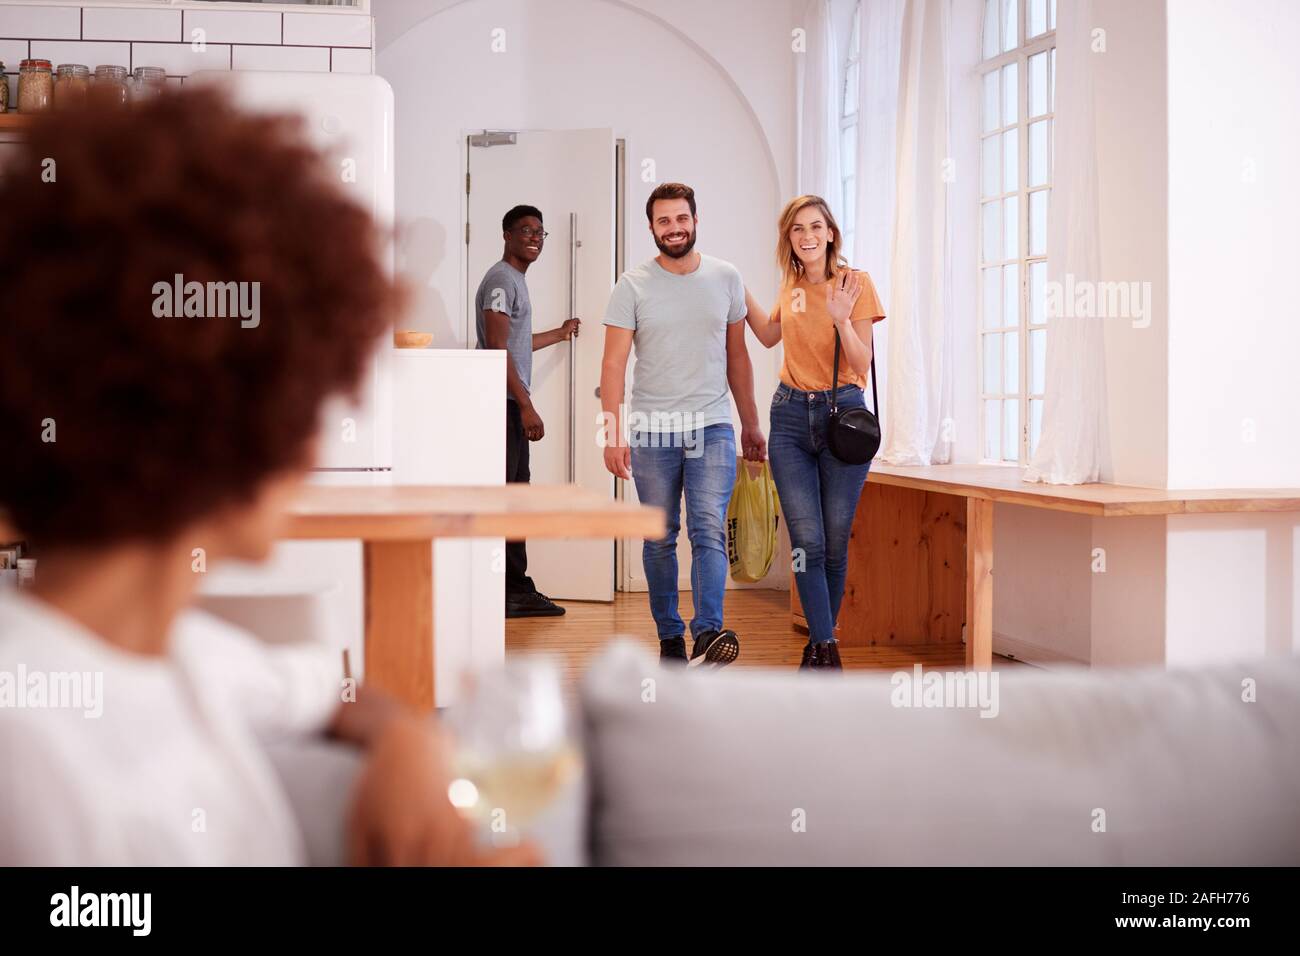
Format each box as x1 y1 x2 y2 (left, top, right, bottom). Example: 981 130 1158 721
505 401 537 598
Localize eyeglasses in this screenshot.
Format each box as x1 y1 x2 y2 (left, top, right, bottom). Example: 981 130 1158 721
516 227 549 240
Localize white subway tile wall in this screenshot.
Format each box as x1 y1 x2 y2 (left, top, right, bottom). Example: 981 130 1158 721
131 42 231 76
182 10 281 47
330 47 372 75
0 4 81 41
30 39 130 70
0 35 22 107
0 37 27 66
0 3 372 93
82 7 181 44
232 44 329 74
283 12 371 49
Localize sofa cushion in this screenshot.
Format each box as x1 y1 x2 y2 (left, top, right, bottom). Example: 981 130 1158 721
579 643 1300 865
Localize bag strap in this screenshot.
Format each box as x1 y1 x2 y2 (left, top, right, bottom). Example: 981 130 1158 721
831 328 842 411
832 326 879 416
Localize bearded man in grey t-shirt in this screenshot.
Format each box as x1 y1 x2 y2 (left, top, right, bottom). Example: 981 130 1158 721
600 182 766 668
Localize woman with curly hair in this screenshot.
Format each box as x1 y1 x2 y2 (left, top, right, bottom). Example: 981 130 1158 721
0 89 533 866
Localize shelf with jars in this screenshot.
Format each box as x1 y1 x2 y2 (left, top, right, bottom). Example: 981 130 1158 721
0 57 172 132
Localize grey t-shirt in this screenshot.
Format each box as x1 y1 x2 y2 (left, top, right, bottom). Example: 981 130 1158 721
474 260 532 400
602 254 746 433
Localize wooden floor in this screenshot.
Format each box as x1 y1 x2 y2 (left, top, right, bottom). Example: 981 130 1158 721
506 588 1025 693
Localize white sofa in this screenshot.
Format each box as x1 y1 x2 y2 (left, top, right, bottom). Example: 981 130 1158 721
272 644 1300 866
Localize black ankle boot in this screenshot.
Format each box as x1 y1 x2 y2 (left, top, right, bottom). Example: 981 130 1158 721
808 640 842 671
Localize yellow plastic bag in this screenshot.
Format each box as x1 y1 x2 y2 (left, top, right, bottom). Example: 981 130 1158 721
727 461 781 583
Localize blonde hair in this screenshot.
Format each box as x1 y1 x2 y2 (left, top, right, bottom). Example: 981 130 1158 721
776 195 849 288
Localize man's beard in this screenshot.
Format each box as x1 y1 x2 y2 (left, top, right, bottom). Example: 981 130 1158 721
654 228 697 259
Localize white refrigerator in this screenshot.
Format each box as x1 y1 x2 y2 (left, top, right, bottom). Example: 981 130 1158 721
192 70 395 475
194 73 506 703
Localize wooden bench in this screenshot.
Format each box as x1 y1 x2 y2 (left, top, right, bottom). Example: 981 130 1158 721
791 463 1300 670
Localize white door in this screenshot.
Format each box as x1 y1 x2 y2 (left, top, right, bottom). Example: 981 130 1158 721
465 129 616 601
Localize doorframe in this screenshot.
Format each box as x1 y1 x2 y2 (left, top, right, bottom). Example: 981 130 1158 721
613 137 634 593
461 128 627 599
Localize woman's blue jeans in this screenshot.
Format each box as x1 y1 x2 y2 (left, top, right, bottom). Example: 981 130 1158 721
768 383 871 644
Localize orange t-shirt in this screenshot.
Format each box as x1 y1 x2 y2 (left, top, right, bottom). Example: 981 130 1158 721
773 269 886 391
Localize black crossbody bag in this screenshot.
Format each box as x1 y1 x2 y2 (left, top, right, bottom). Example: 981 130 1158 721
827 328 881 465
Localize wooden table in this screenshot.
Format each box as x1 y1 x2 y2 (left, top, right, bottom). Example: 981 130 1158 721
792 463 1300 671
286 484 664 710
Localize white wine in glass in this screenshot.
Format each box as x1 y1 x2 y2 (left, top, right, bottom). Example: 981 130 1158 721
450 744 581 828
445 656 580 832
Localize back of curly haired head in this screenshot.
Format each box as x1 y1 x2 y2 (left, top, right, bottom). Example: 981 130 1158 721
0 88 403 548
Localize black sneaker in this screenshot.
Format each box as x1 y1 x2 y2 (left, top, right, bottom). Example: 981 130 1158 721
798 641 815 670
505 591 566 618
808 640 843 671
689 628 740 668
659 637 688 666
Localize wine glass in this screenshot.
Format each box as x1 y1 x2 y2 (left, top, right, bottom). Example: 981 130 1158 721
443 656 581 844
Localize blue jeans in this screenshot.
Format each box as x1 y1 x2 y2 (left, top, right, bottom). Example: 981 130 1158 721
631 423 736 641
768 383 871 643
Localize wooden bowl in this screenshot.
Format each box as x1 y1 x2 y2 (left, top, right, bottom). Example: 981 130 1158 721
394 330 433 349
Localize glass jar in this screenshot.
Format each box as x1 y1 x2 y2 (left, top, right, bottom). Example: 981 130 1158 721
131 66 166 103
90 64 129 108
54 63 90 110
18 59 54 114
0 62 9 113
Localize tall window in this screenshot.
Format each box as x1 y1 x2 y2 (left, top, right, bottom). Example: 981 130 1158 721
979 0 1054 463
839 3 861 265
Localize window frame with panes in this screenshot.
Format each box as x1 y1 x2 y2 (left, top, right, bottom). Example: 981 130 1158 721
979 0 1055 463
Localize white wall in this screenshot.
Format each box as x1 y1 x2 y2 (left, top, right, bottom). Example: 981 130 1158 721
992 503 1091 664
1089 513 1167 667
1166 0 1300 489
1094 0 1168 489
1165 513 1300 666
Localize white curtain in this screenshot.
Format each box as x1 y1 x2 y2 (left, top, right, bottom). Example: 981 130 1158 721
1023 0 1104 484
796 0 842 204
859 0 955 466
855 0 904 307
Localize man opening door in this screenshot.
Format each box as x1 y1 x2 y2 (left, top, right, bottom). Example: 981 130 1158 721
474 205 581 617
465 128 617 603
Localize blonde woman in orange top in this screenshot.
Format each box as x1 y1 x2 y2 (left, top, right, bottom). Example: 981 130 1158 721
742 195 885 670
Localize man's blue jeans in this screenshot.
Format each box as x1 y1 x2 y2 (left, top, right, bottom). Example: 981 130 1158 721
631 423 736 641
768 383 871 644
